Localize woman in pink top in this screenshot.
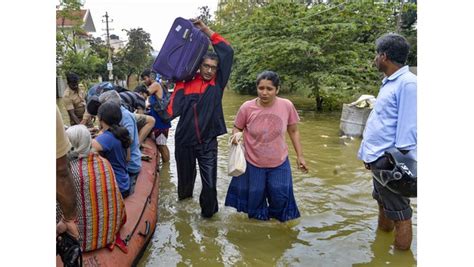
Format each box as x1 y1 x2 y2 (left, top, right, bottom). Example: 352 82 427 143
225 70 308 222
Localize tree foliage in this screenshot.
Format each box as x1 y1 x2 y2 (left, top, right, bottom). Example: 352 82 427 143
60 50 103 81
57 2 154 88
213 0 417 111
56 0 84 56
214 0 263 26
56 0 105 82
57 0 84 72
400 2 417 65
120 28 154 87
197 6 212 25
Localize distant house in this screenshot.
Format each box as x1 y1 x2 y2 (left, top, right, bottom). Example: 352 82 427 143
56 9 96 32
56 8 96 52
56 8 96 97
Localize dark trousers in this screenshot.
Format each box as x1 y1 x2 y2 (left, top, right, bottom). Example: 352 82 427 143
175 138 218 217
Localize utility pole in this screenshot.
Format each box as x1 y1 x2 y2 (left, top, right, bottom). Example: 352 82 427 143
103 12 114 81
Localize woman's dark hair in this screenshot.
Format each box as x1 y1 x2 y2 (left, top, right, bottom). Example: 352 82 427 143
256 70 280 88
375 33 410 66
97 102 131 149
86 95 101 116
134 84 149 96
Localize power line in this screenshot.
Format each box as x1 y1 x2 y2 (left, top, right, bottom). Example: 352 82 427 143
292 1 347 24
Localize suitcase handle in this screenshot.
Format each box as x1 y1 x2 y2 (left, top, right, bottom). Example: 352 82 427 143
182 29 190 39
186 43 206 74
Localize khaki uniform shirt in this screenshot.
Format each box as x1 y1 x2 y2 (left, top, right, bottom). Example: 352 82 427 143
63 86 86 125
56 106 71 159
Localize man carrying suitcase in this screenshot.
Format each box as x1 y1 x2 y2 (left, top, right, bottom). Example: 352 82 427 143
166 19 234 218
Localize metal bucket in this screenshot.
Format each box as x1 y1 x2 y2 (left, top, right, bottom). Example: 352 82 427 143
339 104 372 137
56 76 67 98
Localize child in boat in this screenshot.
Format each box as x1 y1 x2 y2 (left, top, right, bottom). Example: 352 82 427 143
92 101 132 198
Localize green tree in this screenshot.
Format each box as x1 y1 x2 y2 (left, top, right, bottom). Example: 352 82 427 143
214 0 263 26
87 37 129 83
87 37 108 81
120 28 154 87
215 0 416 111
400 2 417 66
60 50 103 81
56 0 84 74
197 6 212 25
56 0 83 56
56 0 107 83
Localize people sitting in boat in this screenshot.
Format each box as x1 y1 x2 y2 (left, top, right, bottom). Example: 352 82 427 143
134 84 150 103
113 85 129 94
92 101 132 198
119 90 156 146
86 81 114 101
120 90 146 114
80 81 115 127
62 124 127 252
87 90 142 195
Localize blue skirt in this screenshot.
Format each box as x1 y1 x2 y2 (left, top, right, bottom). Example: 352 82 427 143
225 157 300 222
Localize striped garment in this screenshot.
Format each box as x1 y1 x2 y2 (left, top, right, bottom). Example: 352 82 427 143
57 153 126 252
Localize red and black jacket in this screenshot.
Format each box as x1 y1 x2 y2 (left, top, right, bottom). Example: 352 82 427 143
166 33 234 146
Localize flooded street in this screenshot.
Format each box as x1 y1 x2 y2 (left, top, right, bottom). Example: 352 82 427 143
58 89 417 266
134 90 417 266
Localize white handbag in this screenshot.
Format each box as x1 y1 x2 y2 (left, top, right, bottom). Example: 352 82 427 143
228 132 246 176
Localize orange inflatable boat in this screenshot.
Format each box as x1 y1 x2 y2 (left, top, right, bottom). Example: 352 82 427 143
57 138 160 267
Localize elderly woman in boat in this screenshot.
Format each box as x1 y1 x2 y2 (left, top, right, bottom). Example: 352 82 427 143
56 124 127 253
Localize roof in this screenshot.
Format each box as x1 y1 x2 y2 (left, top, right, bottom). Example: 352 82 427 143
56 9 96 33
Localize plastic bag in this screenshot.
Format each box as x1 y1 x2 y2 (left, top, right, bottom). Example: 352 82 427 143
228 132 246 176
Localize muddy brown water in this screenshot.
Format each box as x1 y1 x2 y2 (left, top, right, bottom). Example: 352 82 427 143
57 90 417 266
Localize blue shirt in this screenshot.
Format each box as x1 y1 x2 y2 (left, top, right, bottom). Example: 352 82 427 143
358 66 417 163
96 131 130 193
120 106 142 174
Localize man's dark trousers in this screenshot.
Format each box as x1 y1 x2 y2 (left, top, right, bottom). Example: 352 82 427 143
175 137 218 217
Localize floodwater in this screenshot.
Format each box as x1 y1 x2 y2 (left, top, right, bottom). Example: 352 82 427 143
137 91 417 267
57 90 417 266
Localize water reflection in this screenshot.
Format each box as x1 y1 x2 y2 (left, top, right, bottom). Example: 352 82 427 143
353 229 417 266
224 217 301 266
